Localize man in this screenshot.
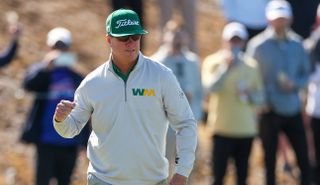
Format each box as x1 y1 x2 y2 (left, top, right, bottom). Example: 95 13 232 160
246 1 311 185
151 20 203 180
21 27 90 185
53 9 197 185
202 22 264 185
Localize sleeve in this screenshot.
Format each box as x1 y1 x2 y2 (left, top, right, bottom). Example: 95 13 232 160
54 80 93 138
245 40 258 59
189 61 203 121
202 56 229 94
249 67 265 106
0 40 18 68
293 46 311 89
23 62 50 92
162 70 198 177
313 40 320 62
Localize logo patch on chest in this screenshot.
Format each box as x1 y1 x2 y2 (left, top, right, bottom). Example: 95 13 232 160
132 88 155 96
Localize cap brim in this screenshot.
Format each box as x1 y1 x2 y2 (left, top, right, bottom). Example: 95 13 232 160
110 30 148 37
267 12 291 20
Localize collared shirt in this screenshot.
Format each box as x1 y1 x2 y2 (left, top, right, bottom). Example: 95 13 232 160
246 27 310 115
112 60 137 82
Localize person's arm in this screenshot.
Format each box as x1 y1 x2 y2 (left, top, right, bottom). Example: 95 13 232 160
202 55 230 94
0 40 18 67
162 70 197 181
23 50 62 92
248 66 265 106
53 81 92 138
293 46 311 89
189 61 203 121
0 23 21 67
23 62 52 92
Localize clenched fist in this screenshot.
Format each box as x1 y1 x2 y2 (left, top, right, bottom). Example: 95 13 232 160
54 100 76 122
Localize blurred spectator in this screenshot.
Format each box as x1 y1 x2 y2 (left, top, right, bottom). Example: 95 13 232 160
0 12 22 68
246 1 311 184
202 22 264 185
151 20 203 179
156 0 197 52
20 27 90 185
305 6 320 182
287 0 319 38
219 0 269 39
305 56 320 185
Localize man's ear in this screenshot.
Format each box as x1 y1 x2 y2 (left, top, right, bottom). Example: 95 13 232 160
106 35 111 44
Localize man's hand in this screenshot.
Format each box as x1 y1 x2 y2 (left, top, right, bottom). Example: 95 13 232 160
169 173 187 185
43 50 61 70
280 80 295 92
54 100 75 122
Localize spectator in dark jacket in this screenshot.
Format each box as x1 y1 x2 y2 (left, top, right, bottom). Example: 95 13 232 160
20 27 90 185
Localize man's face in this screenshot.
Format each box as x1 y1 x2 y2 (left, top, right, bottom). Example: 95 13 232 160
269 17 291 31
225 36 245 50
107 35 141 62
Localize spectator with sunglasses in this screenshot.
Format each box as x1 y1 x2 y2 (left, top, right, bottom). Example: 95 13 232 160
53 9 197 185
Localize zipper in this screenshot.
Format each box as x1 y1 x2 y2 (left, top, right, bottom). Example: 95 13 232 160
109 69 127 102
124 81 127 102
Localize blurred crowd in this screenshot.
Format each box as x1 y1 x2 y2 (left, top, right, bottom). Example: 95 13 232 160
2 0 320 184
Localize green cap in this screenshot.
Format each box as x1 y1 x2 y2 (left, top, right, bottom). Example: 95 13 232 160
106 9 148 37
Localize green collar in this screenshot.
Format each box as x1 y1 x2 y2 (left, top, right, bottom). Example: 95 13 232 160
112 61 137 82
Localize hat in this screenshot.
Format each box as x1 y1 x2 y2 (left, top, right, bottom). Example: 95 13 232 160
266 0 292 21
106 9 148 37
222 22 248 41
47 27 72 47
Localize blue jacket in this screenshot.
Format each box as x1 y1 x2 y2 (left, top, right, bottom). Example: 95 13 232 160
20 62 90 146
0 40 18 68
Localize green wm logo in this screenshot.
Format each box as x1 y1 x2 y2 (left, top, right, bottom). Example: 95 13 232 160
132 88 155 96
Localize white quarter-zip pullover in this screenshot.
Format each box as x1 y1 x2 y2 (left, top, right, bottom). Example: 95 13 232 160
54 53 197 185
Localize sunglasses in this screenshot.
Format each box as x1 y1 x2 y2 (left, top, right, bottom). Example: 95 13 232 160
115 35 142 42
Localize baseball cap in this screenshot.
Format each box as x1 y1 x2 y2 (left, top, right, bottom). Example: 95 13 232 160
47 27 72 47
266 0 292 21
106 9 148 37
222 22 248 41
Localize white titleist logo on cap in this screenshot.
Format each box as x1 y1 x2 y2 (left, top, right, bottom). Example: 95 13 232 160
115 19 139 29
